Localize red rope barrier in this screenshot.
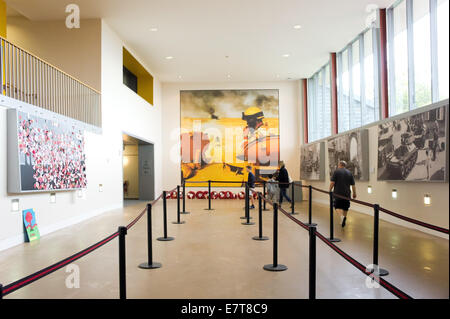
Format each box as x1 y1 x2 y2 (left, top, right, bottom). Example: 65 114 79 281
314 231 413 299
379 206 449 234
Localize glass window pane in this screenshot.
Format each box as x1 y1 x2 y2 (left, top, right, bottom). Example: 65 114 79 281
339 49 350 132
350 41 362 129
413 0 432 108
363 29 376 125
437 0 449 100
324 64 331 137
392 1 409 115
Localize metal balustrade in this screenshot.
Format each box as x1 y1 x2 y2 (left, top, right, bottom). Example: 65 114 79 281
0 36 101 127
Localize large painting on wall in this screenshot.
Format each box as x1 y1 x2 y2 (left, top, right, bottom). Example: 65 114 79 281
8 109 87 193
377 104 448 182
180 89 279 186
328 130 369 181
300 142 325 181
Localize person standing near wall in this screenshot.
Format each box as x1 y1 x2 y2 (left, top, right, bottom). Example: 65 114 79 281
329 160 356 228
276 161 291 205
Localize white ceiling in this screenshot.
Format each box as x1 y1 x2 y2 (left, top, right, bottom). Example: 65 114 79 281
6 0 394 83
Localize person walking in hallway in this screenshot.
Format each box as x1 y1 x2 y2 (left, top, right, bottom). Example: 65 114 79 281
329 160 356 228
276 161 291 205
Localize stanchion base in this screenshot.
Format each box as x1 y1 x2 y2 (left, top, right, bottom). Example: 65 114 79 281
263 264 288 272
138 262 162 269
157 236 174 241
180 211 190 214
290 212 299 215
241 222 255 225
204 209 214 211
262 209 270 211
252 236 269 241
305 223 318 227
172 221 186 224
368 267 389 277
327 237 341 243
240 216 253 219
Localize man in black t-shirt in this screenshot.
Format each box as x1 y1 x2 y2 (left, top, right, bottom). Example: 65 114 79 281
329 161 356 228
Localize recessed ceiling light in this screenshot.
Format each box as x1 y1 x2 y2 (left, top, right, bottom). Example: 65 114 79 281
178 75 182 79
293 24 302 29
165 56 174 60
227 74 231 78
150 27 158 32
276 74 280 78
282 54 290 58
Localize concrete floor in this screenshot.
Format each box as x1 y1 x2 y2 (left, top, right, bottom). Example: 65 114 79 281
0 199 448 299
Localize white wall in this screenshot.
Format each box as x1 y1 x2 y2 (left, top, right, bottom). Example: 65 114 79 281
7 18 102 92
161 81 302 190
0 20 163 251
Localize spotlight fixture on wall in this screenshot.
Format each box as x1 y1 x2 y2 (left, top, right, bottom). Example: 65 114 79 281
11 199 19 212
424 194 431 206
99 184 103 192
392 189 398 199
50 193 56 203
367 186 372 194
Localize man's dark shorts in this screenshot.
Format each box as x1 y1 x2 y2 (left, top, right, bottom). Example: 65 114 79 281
334 197 350 211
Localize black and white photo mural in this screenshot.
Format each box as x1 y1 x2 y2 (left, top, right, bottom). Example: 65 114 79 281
300 142 325 181
328 130 369 181
377 104 448 182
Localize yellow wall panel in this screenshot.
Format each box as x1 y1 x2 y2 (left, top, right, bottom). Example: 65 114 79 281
0 0 6 38
123 47 153 105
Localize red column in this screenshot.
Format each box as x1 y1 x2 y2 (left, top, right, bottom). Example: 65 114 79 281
379 8 389 119
330 52 338 134
302 79 308 144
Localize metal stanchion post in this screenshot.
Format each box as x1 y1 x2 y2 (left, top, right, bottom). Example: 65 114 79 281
263 181 269 211
173 185 186 224
139 204 162 269
327 192 341 242
306 185 317 227
158 193 174 241
291 182 298 215
253 193 268 240
181 181 190 214
204 180 214 211
0 284 3 300
309 225 317 300
369 204 389 276
241 182 252 219
118 226 127 299
263 203 287 271
242 183 255 225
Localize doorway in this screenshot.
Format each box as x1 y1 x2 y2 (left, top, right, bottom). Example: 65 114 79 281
122 133 155 204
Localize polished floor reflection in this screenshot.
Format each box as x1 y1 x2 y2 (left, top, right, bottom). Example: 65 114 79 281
0 198 447 299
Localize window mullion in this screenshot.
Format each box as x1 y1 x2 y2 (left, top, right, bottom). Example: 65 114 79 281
430 0 439 102
387 7 396 116
359 34 365 126
406 0 415 110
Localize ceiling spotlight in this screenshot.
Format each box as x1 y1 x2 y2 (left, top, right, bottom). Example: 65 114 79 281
424 194 431 206
165 56 174 60
367 186 372 194
178 75 182 79
293 24 302 29
282 54 290 58
227 74 231 78
276 74 280 78
150 27 158 32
